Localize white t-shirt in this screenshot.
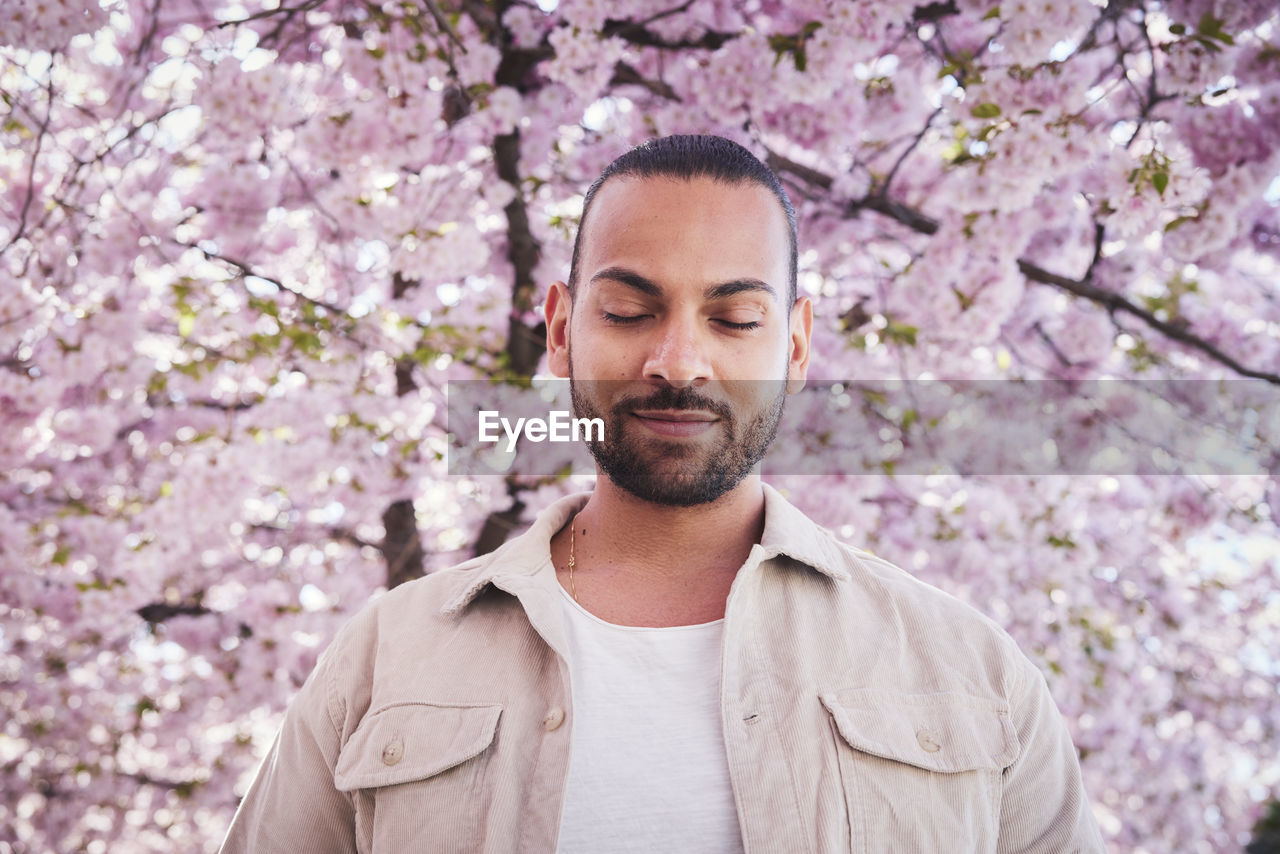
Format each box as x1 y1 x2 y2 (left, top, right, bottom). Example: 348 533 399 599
555 587 745 854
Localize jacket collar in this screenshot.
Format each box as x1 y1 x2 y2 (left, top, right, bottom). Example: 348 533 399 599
755 483 850 582
442 482 848 616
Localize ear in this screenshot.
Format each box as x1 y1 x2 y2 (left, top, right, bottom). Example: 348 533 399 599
786 296 812 394
545 280 572 378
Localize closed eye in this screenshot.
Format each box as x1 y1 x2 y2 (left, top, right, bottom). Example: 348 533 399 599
602 311 650 325
602 312 760 330
715 319 762 331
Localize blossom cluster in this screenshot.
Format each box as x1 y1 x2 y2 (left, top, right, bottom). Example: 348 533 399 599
1 1 1277 852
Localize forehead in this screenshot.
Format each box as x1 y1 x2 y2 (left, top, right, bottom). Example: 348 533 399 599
578 176 791 299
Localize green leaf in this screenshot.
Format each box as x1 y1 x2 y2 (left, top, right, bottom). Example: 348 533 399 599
969 102 1002 119
248 296 279 317
1152 171 1169 196
52 546 71 565
284 328 324 355
982 5 1001 20
1192 34 1224 53
177 310 195 338
884 321 918 346
1195 12 1230 42
1168 23 1186 35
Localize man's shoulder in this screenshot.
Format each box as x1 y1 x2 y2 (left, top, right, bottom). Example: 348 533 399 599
338 549 511 641
307 541 549 725
796 526 1036 692
838 538 1010 633
764 485 1028 669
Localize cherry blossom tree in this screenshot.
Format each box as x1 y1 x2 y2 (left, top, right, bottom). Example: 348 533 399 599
2 0 1277 851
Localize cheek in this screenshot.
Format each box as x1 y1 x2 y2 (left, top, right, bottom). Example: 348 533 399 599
569 339 635 381
725 379 779 413
718 337 789 374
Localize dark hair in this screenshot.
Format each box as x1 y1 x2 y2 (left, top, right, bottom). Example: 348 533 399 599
567 135 798 306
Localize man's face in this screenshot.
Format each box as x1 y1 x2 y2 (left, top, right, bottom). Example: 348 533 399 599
545 176 811 506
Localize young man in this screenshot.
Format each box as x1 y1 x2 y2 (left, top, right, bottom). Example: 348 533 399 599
221 136 1104 853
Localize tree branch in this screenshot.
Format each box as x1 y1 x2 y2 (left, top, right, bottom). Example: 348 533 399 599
768 151 1280 384
603 18 736 50
879 107 944 197
1015 258 1280 383
382 498 424 589
472 476 530 557
1 73 55 255
493 15 548 379
912 1 960 23
610 61 681 101
136 602 211 623
423 0 467 52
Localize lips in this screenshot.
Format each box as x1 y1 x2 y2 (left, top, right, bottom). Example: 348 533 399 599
629 409 720 438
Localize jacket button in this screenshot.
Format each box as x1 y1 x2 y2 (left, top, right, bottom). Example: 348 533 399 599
382 736 404 765
916 729 941 753
543 706 566 731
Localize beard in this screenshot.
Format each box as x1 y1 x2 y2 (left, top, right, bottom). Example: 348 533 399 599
568 373 787 507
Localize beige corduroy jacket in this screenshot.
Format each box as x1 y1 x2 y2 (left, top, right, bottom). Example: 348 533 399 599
220 484 1105 854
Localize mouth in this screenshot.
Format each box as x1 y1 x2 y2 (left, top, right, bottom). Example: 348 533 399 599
629 409 721 438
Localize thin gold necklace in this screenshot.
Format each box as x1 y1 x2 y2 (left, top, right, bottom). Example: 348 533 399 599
567 513 579 602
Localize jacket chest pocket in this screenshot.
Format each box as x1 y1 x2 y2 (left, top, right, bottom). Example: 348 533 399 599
334 702 502 854
820 690 1018 854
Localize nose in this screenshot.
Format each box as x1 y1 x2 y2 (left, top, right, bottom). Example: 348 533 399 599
641 316 712 388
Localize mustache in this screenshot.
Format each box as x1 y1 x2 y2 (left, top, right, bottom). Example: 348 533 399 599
611 385 734 420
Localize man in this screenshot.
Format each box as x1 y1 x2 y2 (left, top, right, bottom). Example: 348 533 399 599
221 135 1104 853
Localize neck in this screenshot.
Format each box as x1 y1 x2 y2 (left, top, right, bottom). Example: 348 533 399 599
582 475 765 572
551 474 766 626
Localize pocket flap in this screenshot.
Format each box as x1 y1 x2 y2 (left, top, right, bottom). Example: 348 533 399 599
334 701 502 791
820 689 1018 773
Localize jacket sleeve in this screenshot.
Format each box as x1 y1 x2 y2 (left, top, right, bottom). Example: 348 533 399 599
219 637 357 854
998 657 1107 853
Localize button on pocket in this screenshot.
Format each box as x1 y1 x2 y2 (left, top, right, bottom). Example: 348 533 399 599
915 728 941 753
335 702 501 789
821 689 1017 853
335 701 503 852
381 736 404 766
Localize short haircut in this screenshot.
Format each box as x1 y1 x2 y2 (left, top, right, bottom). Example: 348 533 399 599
567 135 798 306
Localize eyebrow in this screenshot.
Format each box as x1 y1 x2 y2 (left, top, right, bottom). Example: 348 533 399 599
590 266 777 301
